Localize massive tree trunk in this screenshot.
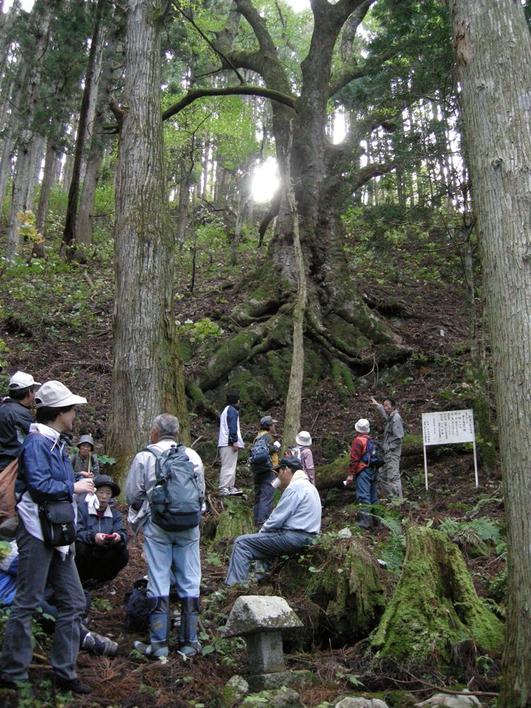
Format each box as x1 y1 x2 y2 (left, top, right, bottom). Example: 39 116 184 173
190 0 407 414
107 0 189 477
448 2 531 705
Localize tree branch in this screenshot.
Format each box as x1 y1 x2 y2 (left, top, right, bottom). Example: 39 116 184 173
162 85 297 121
352 160 397 191
173 1 246 85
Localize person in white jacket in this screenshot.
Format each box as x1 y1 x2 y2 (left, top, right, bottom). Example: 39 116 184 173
217 391 244 496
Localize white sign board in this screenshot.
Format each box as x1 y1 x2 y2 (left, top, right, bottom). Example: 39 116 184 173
421 409 478 489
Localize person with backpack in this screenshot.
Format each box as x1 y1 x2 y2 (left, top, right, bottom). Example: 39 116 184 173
370 396 405 498
217 391 245 496
0 380 95 695
0 371 40 473
125 414 205 660
75 474 129 588
250 415 281 527
344 418 379 529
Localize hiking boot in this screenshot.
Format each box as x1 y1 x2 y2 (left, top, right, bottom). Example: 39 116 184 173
177 641 202 659
0 677 31 693
53 676 91 695
133 640 169 658
356 511 373 529
82 631 118 657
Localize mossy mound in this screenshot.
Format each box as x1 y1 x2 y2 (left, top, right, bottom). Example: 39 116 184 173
277 531 386 647
371 525 504 665
213 496 255 546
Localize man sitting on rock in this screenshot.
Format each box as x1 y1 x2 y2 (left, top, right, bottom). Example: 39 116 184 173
225 457 321 586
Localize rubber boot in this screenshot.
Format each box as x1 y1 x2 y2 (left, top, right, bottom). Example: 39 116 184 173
177 597 202 659
134 595 169 658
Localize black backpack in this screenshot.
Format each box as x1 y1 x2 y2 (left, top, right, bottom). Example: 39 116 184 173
124 578 149 632
361 438 385 469
144 445 203 531
249 435 272 474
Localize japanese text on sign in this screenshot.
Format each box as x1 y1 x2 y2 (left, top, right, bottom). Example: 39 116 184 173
422 409 475 446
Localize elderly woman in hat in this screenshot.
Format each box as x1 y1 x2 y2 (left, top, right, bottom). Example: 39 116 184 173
0 380 95 695
70 433 100 480
75 474 128 587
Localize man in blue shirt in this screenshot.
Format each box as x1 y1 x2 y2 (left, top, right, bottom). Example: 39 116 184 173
225 457 321 586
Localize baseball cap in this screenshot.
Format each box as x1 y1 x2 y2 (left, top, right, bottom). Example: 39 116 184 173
35 381 87 408
274 456 303 472
9 371 41 390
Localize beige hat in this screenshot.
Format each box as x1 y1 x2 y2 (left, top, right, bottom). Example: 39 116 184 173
295 430 312 446
78 434 95 448
9 371 41 390
35 381 87 408
355 418 370 434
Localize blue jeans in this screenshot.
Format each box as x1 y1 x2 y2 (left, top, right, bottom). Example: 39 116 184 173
0 525 86 682
143 520 201 599
356 467 378 505
253 472 275 526
225 529 316 585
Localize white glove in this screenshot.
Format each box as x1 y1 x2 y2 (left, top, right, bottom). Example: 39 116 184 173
273 441 281 450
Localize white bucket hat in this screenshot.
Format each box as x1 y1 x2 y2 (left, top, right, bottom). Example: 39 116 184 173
35 381 87 408
295 430 312 446
355 418 370 434
9 371 41 390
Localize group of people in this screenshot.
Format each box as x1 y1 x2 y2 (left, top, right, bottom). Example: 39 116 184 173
0 371 404 694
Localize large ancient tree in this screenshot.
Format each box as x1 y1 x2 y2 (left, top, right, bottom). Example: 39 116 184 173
164 0 442 433
448 1 531 705
107 0 189 473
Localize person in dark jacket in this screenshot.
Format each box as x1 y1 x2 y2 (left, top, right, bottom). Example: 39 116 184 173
75 474 128 587
0 380 94 695
70 434 100 480
251 416 281 527
0 371 40 472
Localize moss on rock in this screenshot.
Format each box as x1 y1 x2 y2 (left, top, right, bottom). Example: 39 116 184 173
371 525 504 665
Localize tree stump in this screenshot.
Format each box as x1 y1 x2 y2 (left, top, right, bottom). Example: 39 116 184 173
371 525 503 664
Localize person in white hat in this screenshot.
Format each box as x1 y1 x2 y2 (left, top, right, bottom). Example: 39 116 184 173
0 372 41 473
344 418 378 529
0 380 95 695
294 430 315 485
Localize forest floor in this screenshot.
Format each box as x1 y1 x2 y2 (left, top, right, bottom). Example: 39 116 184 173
0 234 505 707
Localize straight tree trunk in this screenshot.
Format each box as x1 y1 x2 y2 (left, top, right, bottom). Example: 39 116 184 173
108 0 189 477
33 137 56 256
449 2 531 705
62 0 105 253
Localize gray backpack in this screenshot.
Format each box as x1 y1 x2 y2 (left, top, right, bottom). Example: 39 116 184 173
144 445 203 531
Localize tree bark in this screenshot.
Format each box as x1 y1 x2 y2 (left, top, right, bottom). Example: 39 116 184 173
108 0 189 477
449 2 531 705
33 137 57 257
62 0 105 253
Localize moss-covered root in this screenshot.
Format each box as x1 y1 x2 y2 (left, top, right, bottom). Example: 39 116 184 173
213 496 255 546
278 534 385 646
371 525 504 664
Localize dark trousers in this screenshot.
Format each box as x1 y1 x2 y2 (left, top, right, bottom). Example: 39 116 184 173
253 472 275 526
75 541 129 585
